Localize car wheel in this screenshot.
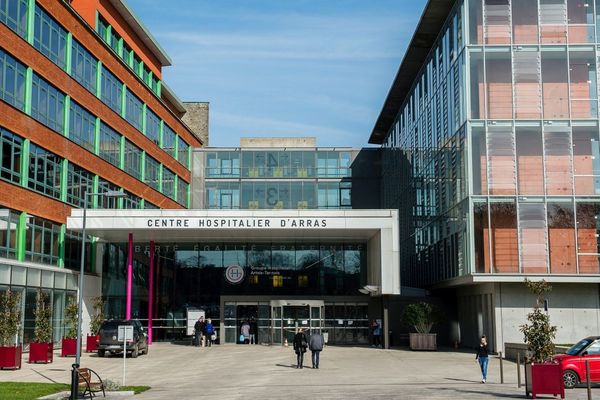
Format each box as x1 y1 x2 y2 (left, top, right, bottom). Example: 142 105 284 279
144 344 149 355
563 370 579 389
131 344 139 358
98 350 105 357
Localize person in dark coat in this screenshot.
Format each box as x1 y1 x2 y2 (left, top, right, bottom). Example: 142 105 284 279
309 331 325 369
476 335 489 383
292 328 308 369
193 316 205 347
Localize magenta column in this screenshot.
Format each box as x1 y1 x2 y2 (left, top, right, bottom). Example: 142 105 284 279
125 233 133 320
147 241 154 345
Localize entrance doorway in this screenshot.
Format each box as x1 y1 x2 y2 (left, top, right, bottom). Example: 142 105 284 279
271 300 323 344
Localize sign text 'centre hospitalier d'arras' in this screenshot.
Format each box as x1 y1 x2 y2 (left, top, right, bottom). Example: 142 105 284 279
146 217 329 229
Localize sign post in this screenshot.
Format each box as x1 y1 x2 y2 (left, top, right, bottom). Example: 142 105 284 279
118 325 134 386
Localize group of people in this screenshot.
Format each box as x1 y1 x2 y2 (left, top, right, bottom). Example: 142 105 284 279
193 316 216 347
292 328 325 369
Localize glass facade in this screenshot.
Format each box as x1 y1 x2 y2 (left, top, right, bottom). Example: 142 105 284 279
0 48 26 111
382 0 600 286
69 101 96 152
31 74 65 134
33 4 67 69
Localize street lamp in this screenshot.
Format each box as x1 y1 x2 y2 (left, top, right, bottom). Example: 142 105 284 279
71 190 126 400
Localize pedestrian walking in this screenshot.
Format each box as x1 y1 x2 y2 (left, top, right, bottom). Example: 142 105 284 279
371 320 382 348
476 335 489 383
309 330 324 369
293 328 308 369
241 320 251 344
204 318 214 347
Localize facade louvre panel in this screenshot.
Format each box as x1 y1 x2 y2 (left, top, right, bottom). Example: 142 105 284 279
487 126 516 195
539 1 567 25
543 126 573 195
518 202 548 273
484 0 511 44
513 51 542 118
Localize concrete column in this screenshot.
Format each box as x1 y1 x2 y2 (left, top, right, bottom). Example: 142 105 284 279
126 233 133 320
383 295 389 349
148 241 154 344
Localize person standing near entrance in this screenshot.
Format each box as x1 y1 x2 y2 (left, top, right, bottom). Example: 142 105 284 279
204 318 214 347
249 317 257 344
476 335 489 383
309 330 324 369
241 320 251 344
193 316 204 347
293 328 308 369
371 320 382 348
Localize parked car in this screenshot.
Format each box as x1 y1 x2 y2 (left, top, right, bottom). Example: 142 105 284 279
553 336 600 389
97 320 148 358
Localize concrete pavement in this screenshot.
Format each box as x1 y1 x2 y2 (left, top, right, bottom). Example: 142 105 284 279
0 343 596 399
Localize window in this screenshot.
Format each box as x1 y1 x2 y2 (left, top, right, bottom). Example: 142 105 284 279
0 208 18 259
162 168 175 199
24 215 60 265
123 140 142 179
0 0 27 38
123 192 141 209
132 55 142 77
98 122 121 167
69 101 96 152
101 67 122 115
28 143 62 199
97 15 110 42
144 201 158 209
66 163 93 207
33 4 67 69
109 27 121 57
122 42 133 65
146 108 160 145
163 124 176 158
178 137 189 168
31 74 65 133
143 67 152 87
0 127 22 184
71 39 97 94
63 229 92 271
125 89 143 131
97 178 121 208
177 179 188 207
145 156 160 190
0 48 26 111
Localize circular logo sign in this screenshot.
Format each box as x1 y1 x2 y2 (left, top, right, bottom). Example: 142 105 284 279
224 265 245 285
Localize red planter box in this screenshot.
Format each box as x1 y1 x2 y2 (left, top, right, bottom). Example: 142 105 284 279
525 362 565 399
0 345 22 370
86 335 99 353
61 338 77 357
29 342 53 364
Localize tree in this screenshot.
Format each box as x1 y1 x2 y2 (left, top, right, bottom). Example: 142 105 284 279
402 302 438 334
89 297 105 336
520 279 557 363
0 290 21 346
64 298 78 339
33 290 52 343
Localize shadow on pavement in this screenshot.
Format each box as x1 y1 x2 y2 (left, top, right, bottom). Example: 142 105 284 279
435 387 524 399
275 363 300 369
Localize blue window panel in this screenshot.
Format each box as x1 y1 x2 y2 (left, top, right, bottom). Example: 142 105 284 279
124 140 142 180
162 167 175 199
0 0 28 38
178 137 189 168
69 101 96 152
33 4 67 69
28 143 62 199
71 39 98 94
31 74 65 133
0 48 26 111
146 108 160 145
125 89 143 131
99 122 121 167
144 156 160 190
162 124 176 158
101 67 122 115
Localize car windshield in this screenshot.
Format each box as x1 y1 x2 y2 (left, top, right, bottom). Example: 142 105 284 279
101 321 130 330
566 339 592 355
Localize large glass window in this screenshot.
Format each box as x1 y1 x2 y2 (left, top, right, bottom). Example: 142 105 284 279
123 140 142 180
516 126 544 195
512 0 539 44
469 0 483 44
178 137 189 168
484 0 511 44
569 49 597 118
489 201 518 273
66 163 94 207
33 5 67 69
206 182 240 209
0 127 22 184
540 0 568 44
0 48 26 111
97 15 109 42
0 0 28 38
28 143 62 199
163 124 176 158
101 67 122 115
145 108 160 145
469 50 484 119
471 125 487 194
547 201 577 273
206 151 240 177
97 178 121 209
71 39 97 94
69 101 96 152
177 179 188 207
513 50 542 119
485 50 513 119
542 49 569 119
544 125 573 195
125 89 143 131
487 125 516 195
99 122 121 167
31 74 65 133
576 202 600 273
162 168 175 199
24 215 60 265
63 229 92 272
519 202 548 273
0 208 18 259
473 201 490 273
573 126 600 195
567 0 594 43
144 156 160 191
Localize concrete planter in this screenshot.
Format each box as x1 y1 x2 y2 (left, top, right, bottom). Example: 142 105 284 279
409 333 437 351
0 345 22 369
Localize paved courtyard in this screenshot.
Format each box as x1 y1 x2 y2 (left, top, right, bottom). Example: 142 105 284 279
0 343 597 399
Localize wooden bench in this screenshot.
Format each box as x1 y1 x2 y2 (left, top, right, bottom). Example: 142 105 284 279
78 367 106 399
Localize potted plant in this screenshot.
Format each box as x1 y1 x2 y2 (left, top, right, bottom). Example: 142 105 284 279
402 302 438 350
87 297 104 353
0 290 22 369
521 279 564 399
29 290 53 364
61 299 78 357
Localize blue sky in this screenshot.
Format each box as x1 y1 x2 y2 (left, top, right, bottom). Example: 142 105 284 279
127 0 427 147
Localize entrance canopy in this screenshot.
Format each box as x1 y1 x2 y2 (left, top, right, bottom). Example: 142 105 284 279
67 209 400 295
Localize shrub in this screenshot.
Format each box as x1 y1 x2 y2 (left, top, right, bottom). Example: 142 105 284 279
33 290 52 343
64 299 78 339
0 290 21 346
89 297 105 336
519 279 557 364
402 302 438 334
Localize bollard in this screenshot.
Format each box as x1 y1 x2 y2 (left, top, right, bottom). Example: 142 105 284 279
70 363 79 400
586 360 592 400
499 351 504 384
517 352 521 388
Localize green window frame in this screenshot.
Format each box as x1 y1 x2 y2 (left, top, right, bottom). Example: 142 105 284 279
178 137 189 168
123 140 142 180
122 42 133 65
162 167 175 199
177 178 188 207
109 27 121 57
0 0 28 39
31 73 65 133
33 4 67 69
69 101 96 152
125 88 143 131
100 67 122 115
71 39 98 94
0 127 23 184
0 48 26 111
162 124 176 158
144 201 158 209
97 178 121 208
144 156 160 190
145 108 160 145
66 162 94 207
24 215 61 265
97 14 110 43
28 143 62 199
98 122 121 167
0 208 18 259
123 191 141 209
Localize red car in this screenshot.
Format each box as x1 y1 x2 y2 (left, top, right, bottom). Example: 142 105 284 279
553 336 600 389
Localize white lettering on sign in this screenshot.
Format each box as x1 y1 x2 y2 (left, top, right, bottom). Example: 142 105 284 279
145 218 330 229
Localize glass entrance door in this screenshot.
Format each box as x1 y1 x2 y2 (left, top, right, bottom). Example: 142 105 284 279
271 300 324 345
282 305 309 343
